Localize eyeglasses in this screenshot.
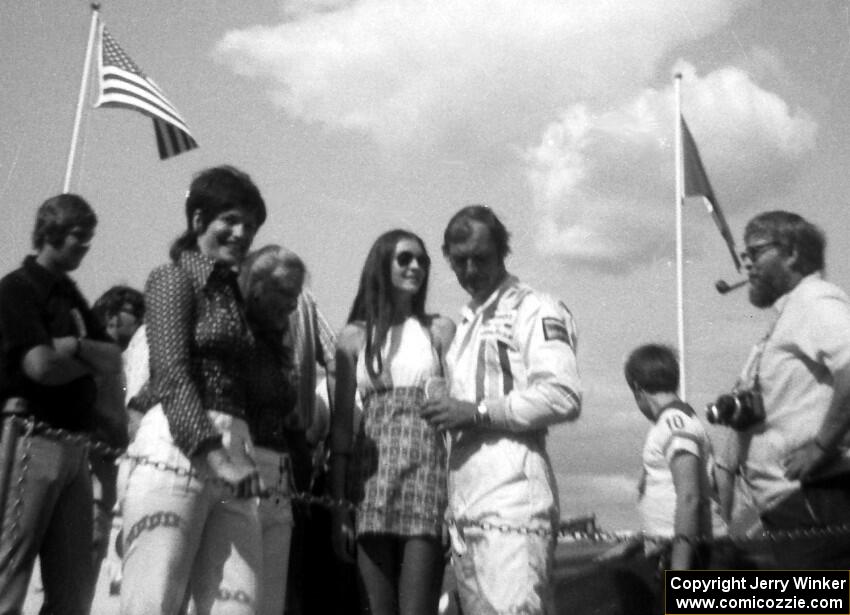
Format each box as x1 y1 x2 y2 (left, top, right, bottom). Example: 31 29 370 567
396 251 430 268
740 242 780 263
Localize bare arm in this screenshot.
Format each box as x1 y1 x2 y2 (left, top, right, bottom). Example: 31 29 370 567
328 322 364 563
329 324 364 498
714 465 735 523
670 451 701 570
713 429 740 522
429 315 456 373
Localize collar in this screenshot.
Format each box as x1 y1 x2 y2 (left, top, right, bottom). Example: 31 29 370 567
657 399 694 419
459 274 518 322
772 271 821 314
22 254 75 296
178 250 239 290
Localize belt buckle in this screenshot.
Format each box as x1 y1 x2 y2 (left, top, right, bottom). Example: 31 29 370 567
1 397 29 416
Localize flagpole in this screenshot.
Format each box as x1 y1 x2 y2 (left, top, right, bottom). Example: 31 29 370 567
62 3 100 194
674 72 687 400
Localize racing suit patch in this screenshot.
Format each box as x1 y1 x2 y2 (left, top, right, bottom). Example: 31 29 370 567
542 317 570 345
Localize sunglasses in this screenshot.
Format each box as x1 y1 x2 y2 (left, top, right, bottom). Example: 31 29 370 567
395 251 430 268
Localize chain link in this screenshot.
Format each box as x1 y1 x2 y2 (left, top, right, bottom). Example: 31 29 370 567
450 518 556 539
552 523 850 549
8 417 34 554
9 417 850 548
4 414 125 458
124 454 357 512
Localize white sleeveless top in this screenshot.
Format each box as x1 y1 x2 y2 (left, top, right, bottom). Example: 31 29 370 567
356 317 441 395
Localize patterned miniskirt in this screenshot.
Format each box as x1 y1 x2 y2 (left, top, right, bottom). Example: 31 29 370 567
349 386 448 537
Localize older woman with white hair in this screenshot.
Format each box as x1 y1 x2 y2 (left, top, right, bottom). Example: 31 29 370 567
239 244 306 615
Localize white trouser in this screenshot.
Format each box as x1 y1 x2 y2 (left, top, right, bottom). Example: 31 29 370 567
254 446 294 615
451 526 554 615
120 406 262 615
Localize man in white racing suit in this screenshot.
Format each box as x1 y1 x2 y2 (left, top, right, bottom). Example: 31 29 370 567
422 205 581 614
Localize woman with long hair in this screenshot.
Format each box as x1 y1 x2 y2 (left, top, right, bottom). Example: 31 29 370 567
330 229 455 615
120 165 266 615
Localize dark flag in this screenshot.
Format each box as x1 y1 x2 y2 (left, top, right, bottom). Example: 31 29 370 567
681 116 740 271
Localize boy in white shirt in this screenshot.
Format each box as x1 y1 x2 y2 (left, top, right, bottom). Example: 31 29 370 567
625 344 725 571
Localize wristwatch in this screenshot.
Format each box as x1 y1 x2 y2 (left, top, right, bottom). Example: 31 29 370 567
476 400 491 426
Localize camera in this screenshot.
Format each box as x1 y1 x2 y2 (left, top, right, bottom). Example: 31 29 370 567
705 389 765 430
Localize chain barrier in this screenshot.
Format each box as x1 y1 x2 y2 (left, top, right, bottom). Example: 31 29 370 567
556 522 850 548
8 416 850 549
7 417 34 549
122 454 357 512
2 414 126 458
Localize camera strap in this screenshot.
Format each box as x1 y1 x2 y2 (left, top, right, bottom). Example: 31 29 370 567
739 303 787 394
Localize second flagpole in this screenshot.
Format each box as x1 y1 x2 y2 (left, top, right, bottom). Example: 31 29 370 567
674 72 687 400
62 3 100 194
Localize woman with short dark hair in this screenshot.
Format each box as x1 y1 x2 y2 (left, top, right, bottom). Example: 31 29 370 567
120 165 266 615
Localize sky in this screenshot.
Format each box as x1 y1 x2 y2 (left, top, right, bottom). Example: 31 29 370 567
3 0 850 531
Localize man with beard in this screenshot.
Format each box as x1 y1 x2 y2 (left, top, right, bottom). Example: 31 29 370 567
715 210 850 568
0 194 123 613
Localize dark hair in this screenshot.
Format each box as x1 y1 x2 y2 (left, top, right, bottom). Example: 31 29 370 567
744 211 825 276
442 204 510 260
32 193 97 250
169 165 267 262
624 344 680 394
92 285 145 328
347 229 430 379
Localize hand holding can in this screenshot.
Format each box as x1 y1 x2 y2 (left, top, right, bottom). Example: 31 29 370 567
424 376 447 401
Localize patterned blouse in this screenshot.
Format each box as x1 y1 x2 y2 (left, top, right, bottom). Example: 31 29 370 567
145 250 255 457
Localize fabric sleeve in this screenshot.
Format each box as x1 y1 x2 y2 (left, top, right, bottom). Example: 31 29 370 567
145 265 220 456
0 276 51 364
486 294 581 431
797 290 850 450
796 292 850 381
659 411 702 464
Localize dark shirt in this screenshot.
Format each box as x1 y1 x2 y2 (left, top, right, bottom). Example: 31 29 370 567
0 255 109 432
145 250 255 457
245 331 297 452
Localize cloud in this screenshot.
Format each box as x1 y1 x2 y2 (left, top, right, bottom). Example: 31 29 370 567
215 0 746 155
280 0 356 20
526 61 818 271
215 1 816 271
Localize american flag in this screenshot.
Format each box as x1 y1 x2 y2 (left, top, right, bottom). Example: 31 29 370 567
95 24 198 160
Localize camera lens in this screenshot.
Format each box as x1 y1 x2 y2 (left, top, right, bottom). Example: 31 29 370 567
705 404 721 424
